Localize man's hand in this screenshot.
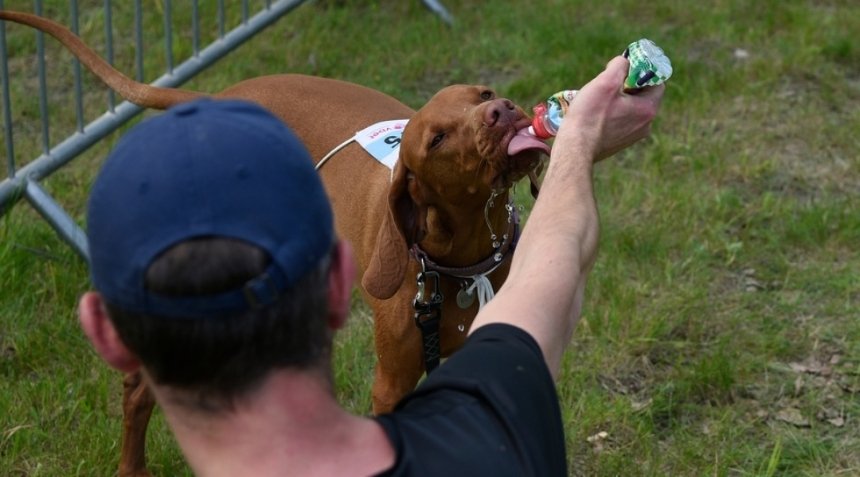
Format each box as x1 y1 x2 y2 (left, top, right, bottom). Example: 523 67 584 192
557 56 665 162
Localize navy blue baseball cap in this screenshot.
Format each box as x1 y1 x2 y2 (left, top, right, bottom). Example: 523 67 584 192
86 98 334 319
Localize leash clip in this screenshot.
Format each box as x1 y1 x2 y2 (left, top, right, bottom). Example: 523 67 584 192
413 263 444 374
413 257 443 308
413 269 443 310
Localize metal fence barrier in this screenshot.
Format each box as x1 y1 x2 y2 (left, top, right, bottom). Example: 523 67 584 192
0 0 312 261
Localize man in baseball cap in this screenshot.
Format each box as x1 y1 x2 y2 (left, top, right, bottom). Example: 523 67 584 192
79 98 374 474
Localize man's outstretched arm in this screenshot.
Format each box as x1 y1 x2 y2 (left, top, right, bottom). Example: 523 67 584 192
471 56 665 378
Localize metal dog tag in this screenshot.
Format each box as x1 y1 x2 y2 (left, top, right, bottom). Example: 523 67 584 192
456 287 475 309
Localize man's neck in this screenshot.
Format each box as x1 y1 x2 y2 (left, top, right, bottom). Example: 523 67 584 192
153 370 395 477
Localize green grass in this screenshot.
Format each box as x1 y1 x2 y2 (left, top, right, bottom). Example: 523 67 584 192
2 0 859 475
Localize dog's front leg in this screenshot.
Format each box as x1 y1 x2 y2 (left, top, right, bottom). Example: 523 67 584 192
371 320 426 414
119 371 156 477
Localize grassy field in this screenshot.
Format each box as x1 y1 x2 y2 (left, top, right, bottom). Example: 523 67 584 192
1 0 858 475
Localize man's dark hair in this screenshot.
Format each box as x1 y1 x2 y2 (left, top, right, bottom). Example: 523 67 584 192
104 237 333 410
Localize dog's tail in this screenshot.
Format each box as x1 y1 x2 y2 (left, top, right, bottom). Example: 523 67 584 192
0 10 204 110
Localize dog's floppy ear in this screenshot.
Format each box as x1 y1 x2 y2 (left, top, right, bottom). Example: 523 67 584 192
362 161 427 299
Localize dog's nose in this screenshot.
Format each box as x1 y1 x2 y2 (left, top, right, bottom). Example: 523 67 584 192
483 99 516 127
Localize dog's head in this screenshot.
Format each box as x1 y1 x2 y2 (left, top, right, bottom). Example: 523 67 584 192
363 85 550 299
400 84 549 194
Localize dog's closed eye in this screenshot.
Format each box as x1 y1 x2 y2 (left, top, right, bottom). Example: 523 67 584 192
430 132 445 149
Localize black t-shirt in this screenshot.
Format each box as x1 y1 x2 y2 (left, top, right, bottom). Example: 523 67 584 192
375 323 566 476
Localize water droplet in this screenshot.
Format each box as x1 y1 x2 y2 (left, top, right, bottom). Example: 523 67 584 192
492 240 501 249
458 324 465 332
494 252 503 262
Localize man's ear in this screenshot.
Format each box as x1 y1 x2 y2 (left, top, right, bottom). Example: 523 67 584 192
78 291 141 373
327 240 357 330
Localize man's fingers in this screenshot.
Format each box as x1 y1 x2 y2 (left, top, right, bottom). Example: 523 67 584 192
603 56 630 85
634 83 666 119
636 83 666 101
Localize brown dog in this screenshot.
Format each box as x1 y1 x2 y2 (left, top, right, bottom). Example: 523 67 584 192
0 10 550 477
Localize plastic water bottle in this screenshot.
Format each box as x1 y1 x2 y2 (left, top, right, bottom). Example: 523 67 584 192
528 39 672 139
528 89 578 139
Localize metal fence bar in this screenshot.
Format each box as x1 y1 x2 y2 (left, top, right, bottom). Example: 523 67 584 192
104 0 115 111
36 1 50 155
24 180 89 260
72 0 84 132
0 0 311 251
422 0 453 26
218 0 225 39
0 0 13 180
164 0 173 73
134 0 143 82
192 0 199 56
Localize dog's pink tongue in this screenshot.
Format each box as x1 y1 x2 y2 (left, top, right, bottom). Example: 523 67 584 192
507 128 551 156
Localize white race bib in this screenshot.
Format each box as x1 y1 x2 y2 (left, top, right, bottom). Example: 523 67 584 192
353 119 408 170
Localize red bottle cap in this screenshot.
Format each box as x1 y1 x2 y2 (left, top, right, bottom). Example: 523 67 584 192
530 103 553 139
